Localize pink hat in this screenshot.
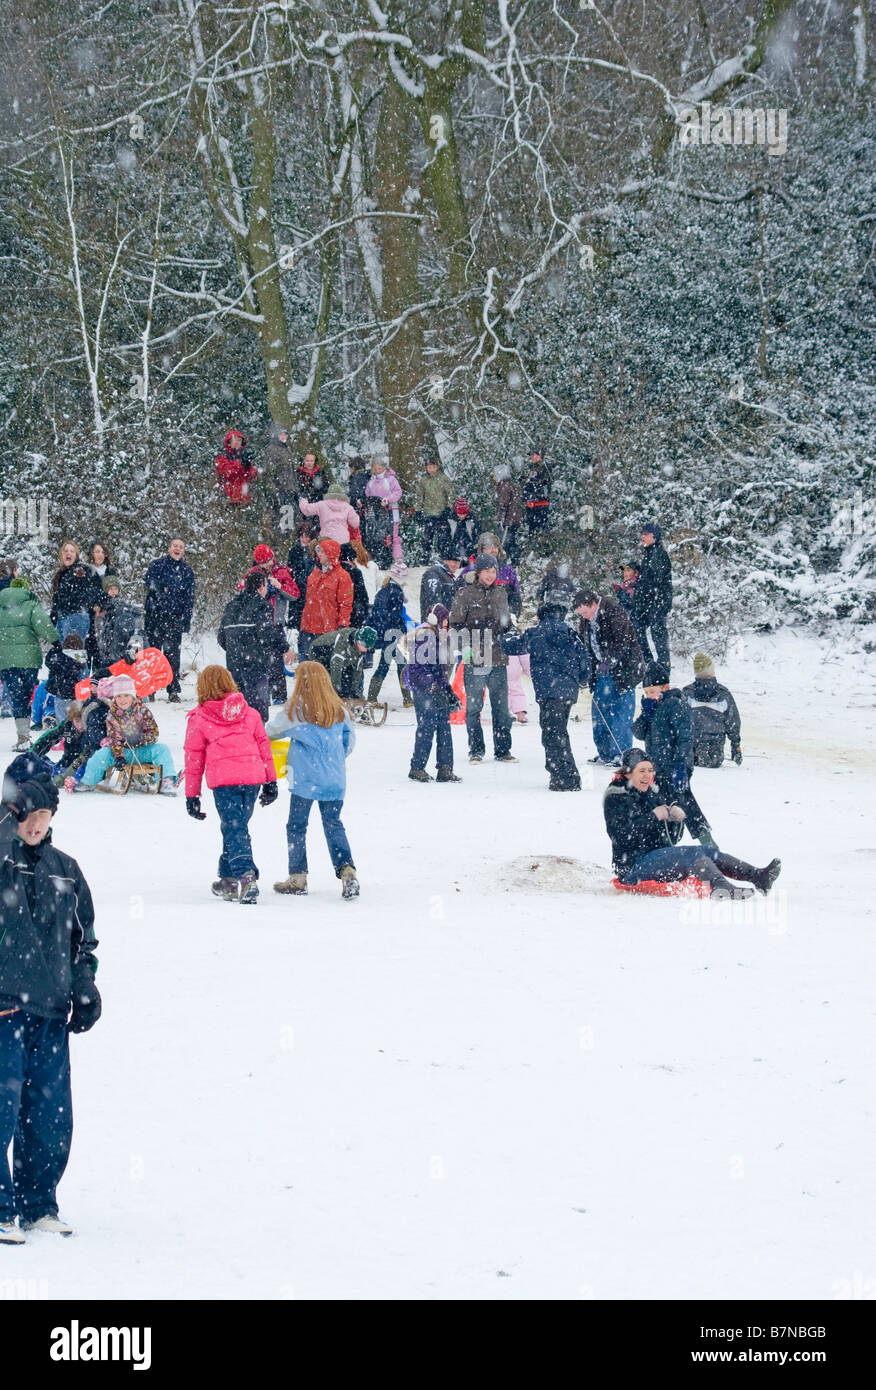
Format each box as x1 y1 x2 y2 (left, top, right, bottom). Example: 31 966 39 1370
112 674 137 697
96 677 115 700
389 560 408 581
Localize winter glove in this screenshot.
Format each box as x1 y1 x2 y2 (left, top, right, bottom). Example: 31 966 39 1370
638 697 657 716
731 744 743 765
667 804 686 822
259 782 278 808
6 773 59 819
68 971 101 1034
671 766 689 793
186 796 207 821
652 805 670 821
113 755 127 771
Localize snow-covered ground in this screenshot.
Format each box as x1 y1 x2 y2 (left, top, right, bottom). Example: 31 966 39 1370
3 624 875 1300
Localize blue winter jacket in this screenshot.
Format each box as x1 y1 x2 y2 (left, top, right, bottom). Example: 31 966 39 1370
144 555 195 630
367 580 405 645
502 611 590 703
265 710 355 801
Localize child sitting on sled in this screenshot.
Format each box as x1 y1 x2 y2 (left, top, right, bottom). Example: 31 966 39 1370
77 675 179 794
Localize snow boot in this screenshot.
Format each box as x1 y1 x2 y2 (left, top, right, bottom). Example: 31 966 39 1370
21 1214 72 1236
167 690 181 704
274 873 307 895
436 766 461 782
13 718 30 751
689 856 751 899
468 754 483 764
515 710 528 723
0 1216 24 1245
549 778 581 791
211 877 240 902
408 768 433 782
340 864 360 899
238 870 259 905
495 754 518 763
751 858 782 896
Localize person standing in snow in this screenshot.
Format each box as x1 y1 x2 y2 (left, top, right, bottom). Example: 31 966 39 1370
449 555 516 765
459 535 528 722
502 602 590 791
218 572 293 721
245 544 300 705
612 561 640 614
631 522 673 671
263 424 298 536
683 653 743 767
413 457 453 562
267 661 359 899
631 661 716 847
446 497 480 564
296 449 330 503
144 538 195 703
184 665 278 905
405 605 461 783
0 755 100 1244
522 445 551 536
0 576 59 751
603 749 780 899
297 539 354 661
573 589 644 766
494 463 523 563
347 456 369 525
299 484 363 550
364 455 403 569
366 564 413 706
49 542 103 643
215 429 258 506
420 553 463 617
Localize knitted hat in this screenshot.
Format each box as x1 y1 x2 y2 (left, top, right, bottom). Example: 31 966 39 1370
326 484 348 500
9 576 29 590
643 661 670 687
427 604 450 626
454 497 470 518
253 544 275 565
97 677 116 700
476 533 499 553
621 748 651 772
113 674 137 697
475 554 498 574
4 752 57 792
693 652 715 679
355 627 378 649
101 574 121 593
389 560 408 581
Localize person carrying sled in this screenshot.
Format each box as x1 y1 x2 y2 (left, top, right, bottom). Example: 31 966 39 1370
0 755 100 1244
632 661 716 847
215 429 258 506
267 661 359 900
77 675 179 793
184 665 278 905
604 749 780 899
683 653 743 767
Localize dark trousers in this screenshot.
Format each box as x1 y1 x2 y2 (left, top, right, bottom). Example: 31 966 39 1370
499 524 520 564
213 784 259 879
0 668 38 719
368 643 405 702
0 1011 72 1222
298 632 315 660
286 795 353 876
633 613 671 672
269 646 288 703
657 777 711 839
146 621 184 693
525 504 550 535
538 698 580 787
232 668 269 722
463 666 512 758
418 515 451 563
411 688 453 771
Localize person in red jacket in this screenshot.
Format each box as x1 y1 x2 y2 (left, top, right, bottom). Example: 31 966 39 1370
215 430 258 505
183 665 278 904
298 539 353 660
246 544 300 705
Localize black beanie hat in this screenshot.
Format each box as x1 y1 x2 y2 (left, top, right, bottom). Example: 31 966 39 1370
643 661 670 686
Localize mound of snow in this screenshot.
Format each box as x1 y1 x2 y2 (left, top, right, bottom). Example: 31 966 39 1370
504 854 613 894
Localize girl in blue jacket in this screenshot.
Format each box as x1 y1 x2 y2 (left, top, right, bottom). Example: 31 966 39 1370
266 661 358 898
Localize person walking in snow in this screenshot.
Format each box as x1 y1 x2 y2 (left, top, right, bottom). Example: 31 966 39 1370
682 653 743 767
0 577 59 751
503 602 590 791
413 457 453 562
631 521 673 672
405 605 461 783
0 755 100 1245
267 661 359 899
449 555 516 765
603 749 780 899
144 538 195 703
215 429 258 506
184 665 278 905
573 589 644 766
631 661 716 846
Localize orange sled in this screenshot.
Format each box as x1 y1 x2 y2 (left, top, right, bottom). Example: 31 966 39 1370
612 877 710 899
75 647 173 702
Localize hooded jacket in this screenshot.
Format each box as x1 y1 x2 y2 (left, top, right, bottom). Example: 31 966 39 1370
502 611 590 703
682 676 741 763
603 773 683 873
367 580 405 646
265 709 355 801
0 805 99 1021
298 494 362 545
215 431 258 505
218 591 287 671
184 691 276 797
449 573 512 669
0 586 59 670
458 557 521 616
300 539 354 636
631 687 693 781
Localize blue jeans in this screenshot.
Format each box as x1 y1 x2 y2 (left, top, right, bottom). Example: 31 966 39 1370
286 794 353 876
0 1012 72 1222
57 612 91 641
463 666 512 758
213 785 259 879
618 845 721 885
30 681 55 725
411 687 453 771
0 668 38 719
591 675 635 762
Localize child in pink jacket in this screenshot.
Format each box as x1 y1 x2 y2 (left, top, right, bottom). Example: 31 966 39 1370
298 486 362 548
183 665 278 904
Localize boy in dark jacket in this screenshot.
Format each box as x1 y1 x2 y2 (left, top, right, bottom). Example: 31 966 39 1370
631 661 716 846
218 573 291 721
0 756 100 1243
683 653 742 767
404 605 461 783
632 522 672 671
503 604 590 790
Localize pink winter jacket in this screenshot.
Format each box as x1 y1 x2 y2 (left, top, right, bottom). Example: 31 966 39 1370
183 692 276 797
298 496 361 545
365 469 402 508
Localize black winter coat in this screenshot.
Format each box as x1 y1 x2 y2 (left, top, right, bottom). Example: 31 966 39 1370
0 807 99 1020
341 559 370 628
682 677 741 765
367 581 405 646
502 612 589 704
633 541 672 620
579 596 645 693
45 644 88 699
50 565 102 622
603 774 683 872
522 464 551 506
446 515 480 563
218 593 286 671
286 543 318 628
632 687 692 782
348 472 368 519
144 556 195 632
420 562 457 617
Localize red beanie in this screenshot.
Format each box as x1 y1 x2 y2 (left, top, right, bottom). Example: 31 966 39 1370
253 544 274 564
454 497 470 518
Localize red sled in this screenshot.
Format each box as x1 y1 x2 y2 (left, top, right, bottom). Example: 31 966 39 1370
612 877 710 899
74 647 173 702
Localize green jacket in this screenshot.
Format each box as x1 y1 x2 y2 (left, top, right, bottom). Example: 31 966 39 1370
414 470 453 516
0 587 59 670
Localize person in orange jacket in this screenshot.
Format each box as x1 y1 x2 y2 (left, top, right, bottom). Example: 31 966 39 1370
215 429 258 505
298 539 353 659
